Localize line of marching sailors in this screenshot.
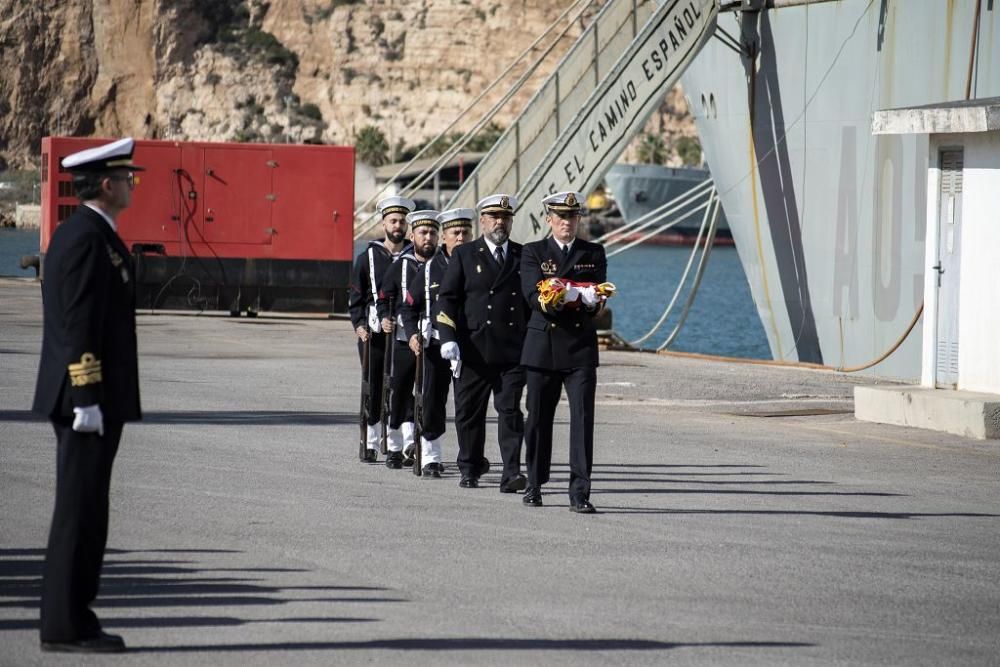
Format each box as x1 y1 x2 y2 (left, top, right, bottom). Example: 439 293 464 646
349 190 609 513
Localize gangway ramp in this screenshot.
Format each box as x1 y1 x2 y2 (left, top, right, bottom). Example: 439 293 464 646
451 0 717 243
447 0 658 212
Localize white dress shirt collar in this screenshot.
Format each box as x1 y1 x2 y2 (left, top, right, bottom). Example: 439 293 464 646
482 237 509 257
84 202 117 232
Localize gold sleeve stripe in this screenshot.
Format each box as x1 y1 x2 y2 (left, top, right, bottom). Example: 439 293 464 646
436 311 456 329
68 353 103 387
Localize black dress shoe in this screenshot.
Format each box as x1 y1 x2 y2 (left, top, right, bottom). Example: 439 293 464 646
41 632 126 653
569 498 596 514
363 448 378 463
432 462 446 474
385 452 403 469
477 457 490 477
421 464 441 478
499 473 527 493
459 476 479 488
402 445 415 467
522 486 543 506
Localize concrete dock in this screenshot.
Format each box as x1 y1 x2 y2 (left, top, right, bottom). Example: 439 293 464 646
1 277 998 665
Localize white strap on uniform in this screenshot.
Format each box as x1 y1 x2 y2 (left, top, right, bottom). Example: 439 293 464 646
366 246 379 328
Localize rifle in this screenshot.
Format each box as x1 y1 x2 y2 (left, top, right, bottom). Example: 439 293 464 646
412 333 425 476
358 328 372 461
379 297 395 455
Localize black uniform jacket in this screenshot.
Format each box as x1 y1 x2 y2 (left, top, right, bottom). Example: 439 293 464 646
33 205 141 422
436 237 529 367
376 251 421 336
348 240 412 330
401 245 450 342
520 237 608 370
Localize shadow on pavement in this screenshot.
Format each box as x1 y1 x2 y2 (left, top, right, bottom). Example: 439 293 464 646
0 548 388 634
132 638 815 653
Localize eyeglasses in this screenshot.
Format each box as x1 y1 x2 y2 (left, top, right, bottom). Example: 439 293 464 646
108 172 136 190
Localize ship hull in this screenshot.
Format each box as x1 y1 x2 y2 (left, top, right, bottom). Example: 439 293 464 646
680 1 999 379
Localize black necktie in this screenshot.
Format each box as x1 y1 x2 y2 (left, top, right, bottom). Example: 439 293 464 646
495 246 505 266
561 244 569 259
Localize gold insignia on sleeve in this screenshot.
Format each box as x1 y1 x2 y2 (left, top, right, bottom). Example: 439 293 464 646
436 311 456 329
68 353 103 387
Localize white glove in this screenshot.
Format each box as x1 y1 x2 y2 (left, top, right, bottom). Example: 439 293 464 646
563 285 581 302
440 341 461 361
367 306 381 332
579 285 599 307
450 359 462 378
420 318 433 341
72 404 104 436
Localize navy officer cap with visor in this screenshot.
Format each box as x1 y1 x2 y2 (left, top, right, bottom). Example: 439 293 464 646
61 137 146 173
542 191 585 215
476 194 517 216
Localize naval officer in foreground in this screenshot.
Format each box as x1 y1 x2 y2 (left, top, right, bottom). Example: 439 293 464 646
520 191 610 514
33 138 144 652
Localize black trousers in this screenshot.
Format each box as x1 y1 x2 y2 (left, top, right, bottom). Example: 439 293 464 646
420 343 454 441
524 366 596 500
388 340 415 429
454 362 525 482
358 331 388 426
40 418 124 642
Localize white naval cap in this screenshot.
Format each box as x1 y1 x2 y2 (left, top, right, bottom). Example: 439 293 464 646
476 193 517 216
61 137 145 172
437 207 476 229
406 209 441 229
377 196 416 218
542 191 584 213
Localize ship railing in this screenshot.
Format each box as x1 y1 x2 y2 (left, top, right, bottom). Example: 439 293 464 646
352 0 605 240
446 0 656 212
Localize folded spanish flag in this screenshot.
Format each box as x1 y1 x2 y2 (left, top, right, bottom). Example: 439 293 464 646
536 278 616 310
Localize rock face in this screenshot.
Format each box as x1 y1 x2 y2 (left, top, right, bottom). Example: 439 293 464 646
0 0 696 170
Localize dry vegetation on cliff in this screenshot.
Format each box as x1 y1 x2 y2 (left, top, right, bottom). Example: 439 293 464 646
0 0 697 173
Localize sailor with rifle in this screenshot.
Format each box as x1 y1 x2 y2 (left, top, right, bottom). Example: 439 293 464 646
348 196 414 461
377 209 440 469
400 208 473 477
436 194 530 491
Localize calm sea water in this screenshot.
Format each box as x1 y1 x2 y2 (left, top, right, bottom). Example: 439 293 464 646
1 228 769 359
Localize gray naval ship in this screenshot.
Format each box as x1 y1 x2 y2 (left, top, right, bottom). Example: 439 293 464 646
679 0 998 380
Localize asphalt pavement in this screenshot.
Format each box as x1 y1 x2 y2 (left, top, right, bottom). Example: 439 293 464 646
1 277 998 666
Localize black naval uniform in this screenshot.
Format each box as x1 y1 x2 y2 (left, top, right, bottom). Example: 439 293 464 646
376 251 422 435
348 240 412 431
400 246 454 444
32 205 141 642
520 237 607 504
436 237 529 484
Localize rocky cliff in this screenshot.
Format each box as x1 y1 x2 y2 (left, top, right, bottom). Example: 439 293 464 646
0 0 696 170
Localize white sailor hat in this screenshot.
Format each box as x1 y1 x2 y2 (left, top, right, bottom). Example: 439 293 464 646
377 196 416 218
406 209 441 229
476 194 517 216
437 207 476 229
61 137 145 173
542 191 584 214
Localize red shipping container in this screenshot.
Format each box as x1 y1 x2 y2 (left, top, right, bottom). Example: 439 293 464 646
40 136 355 313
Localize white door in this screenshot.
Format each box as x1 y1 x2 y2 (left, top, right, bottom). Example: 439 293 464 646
934 149 963 388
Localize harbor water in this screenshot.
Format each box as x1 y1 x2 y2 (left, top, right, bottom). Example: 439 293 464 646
1 228 769 359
